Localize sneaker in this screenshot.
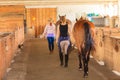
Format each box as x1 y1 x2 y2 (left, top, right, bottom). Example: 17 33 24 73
49 51 53 54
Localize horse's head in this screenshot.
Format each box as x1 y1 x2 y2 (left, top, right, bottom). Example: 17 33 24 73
59 15 66 23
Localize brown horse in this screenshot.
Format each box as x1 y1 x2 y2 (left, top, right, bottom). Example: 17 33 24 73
72 17 95 77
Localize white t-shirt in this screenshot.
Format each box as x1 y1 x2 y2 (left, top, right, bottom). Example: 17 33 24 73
42 23 56 38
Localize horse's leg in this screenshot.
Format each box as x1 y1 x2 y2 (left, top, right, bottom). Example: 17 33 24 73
82 48 89 77
78 51 82 70
82 46 92 77
82 53 87 77
86 46 92 74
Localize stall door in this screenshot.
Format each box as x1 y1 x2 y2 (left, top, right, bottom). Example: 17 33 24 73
26 8 57 38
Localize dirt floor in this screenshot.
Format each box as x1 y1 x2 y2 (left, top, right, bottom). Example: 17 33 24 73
5 38 120 80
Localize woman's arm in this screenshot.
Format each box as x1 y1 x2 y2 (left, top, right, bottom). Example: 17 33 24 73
53 24 56 38
56 25 60 44
40 25 47 38
68 24 75 44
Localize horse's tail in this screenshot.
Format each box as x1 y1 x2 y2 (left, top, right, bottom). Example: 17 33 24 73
83 22 93 50
83 22 90 36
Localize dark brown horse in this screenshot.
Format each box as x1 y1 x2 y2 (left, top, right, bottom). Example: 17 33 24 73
72 17 95 77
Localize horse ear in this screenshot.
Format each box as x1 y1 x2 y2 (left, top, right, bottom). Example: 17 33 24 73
80 16 83 20
76 18 78 21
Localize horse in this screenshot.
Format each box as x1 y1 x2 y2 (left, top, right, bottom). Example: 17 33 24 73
72 17 95 77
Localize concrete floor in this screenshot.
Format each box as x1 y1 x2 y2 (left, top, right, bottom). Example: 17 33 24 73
5 39 120 80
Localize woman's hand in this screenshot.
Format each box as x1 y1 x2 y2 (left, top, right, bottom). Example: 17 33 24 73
40 34 44 39
56 39 58 45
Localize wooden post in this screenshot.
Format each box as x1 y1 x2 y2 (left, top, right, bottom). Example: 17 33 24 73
32 17 37 38
118 0 120 27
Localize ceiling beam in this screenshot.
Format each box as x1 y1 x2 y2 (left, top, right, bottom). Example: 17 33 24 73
0 0 118 6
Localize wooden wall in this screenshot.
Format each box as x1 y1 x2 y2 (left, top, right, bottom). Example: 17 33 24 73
26 8 57 37
0 5 25 16
0 5 25 80
93 27 120 72
0 5 25 32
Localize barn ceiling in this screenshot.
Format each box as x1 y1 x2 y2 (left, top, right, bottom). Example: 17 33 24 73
0 0 118 6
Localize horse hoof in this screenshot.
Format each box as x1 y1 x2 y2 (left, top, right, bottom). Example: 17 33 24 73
64 65 68 68
60 63 63 66
83 73 88 78
83 75 88 78
78 68 82 71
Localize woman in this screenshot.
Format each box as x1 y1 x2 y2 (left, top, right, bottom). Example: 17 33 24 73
56 15 72 67
41 18 56 54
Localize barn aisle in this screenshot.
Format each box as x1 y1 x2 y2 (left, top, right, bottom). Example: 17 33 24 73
6 38 120 80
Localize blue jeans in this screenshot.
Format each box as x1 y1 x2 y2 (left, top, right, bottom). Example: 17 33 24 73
47 37 54 51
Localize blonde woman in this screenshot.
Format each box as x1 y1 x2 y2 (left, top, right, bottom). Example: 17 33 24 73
41 18 56 54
